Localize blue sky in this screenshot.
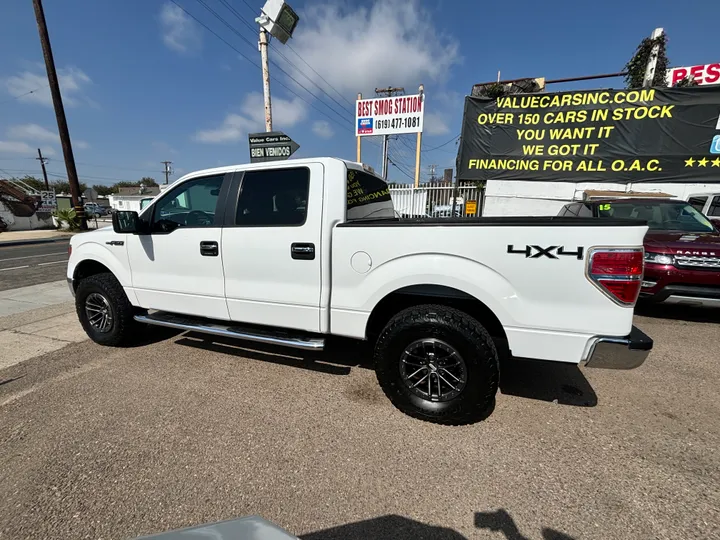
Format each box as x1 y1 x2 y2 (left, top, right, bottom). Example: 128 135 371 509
0 0 718 186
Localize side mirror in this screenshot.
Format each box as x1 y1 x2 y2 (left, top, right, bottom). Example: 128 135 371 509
112 210 142 234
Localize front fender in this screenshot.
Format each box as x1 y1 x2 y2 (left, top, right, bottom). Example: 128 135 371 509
68 241 137 304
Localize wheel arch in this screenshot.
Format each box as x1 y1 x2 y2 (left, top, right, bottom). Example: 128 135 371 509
365 284 510 358
72 259 113 291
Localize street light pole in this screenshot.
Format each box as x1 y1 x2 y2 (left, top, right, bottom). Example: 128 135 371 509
256 1 299 134
258 29 273 132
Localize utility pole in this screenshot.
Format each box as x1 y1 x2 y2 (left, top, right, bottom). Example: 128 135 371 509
428 164 437 183
32 0 86 229
36 148 49 190
161 161 173 185
643 27 664 88
258 29 273 132
375 86 404 180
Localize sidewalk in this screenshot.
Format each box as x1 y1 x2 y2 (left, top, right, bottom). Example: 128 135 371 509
0 280 74 317
0 229 74 247
0 280 88 372
0 295 84 372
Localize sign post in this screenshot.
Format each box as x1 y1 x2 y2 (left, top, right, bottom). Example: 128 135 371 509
356 92 362 162
414 84 424 187
248 131 300 163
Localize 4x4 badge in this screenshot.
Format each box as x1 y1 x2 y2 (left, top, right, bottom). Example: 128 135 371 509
507 245 585 260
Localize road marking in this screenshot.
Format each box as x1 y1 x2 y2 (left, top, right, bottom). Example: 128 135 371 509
0 252 67 262
0 265 30 272
38 261 66 266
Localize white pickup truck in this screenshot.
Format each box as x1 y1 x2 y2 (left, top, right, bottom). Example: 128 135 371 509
67 158 653 424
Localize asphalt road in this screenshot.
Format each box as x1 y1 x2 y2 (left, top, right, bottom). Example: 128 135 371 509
0 307 718 540
0 240 70 291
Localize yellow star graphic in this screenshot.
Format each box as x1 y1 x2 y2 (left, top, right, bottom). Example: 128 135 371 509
712 158 720 167
684 157 695 167
698 157 709 167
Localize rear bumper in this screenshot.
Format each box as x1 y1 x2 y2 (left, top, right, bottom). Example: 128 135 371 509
584 326 653 370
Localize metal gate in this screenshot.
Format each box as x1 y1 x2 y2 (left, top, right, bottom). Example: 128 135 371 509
388 182 483 218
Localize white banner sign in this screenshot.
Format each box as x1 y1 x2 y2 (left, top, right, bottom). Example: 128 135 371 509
38 190 57 213
667 63 720 86
355 93 425 137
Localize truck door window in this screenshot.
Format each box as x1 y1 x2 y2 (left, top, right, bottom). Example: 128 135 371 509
708 196 720 216
152 174 223 232
688 196 708 212
235 167 309 227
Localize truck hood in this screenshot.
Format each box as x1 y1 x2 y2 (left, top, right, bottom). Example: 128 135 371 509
70 225 115 246
645 230 720 256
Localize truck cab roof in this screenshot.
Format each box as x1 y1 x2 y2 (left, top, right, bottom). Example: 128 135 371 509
174 157 375 185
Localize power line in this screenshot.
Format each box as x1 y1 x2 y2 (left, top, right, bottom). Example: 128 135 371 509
0 167 18 178
387 157 414 181
170 0 353 133
286 43 356 109
214 0 354 117
221 0 356 114
45 171 147 183
190 0 353 128
0 86 47 106
423 134 460 152
70 161 166 173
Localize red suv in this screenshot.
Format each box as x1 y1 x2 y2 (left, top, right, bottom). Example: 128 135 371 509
559 198 720 308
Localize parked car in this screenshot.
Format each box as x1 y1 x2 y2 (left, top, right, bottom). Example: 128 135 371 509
559 198 720 307
686 192 720 226
67 158 653 425
83 202 107 218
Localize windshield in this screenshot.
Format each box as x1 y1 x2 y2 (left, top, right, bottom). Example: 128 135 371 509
597 201 715 233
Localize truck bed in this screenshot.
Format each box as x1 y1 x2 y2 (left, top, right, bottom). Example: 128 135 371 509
337 216 647 227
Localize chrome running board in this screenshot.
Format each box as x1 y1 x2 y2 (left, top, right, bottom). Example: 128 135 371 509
134 312 325 351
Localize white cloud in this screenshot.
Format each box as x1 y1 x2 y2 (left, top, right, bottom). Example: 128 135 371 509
311 120 334 139
423 112 451 136
0 140 55 156
283 1 459 98
160 2 202 54
4 66 93 107
7 123 57 142
5 123 88 151
195 92 307 143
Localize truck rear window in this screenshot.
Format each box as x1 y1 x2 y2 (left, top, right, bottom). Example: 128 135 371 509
346 168 395 220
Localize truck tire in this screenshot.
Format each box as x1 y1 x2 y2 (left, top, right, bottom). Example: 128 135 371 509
374 305 499 425
75 272 139 347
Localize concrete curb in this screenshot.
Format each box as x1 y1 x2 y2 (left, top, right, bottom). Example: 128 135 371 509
0 237 71 248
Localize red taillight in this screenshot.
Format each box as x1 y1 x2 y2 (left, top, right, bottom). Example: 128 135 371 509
588 249 644 305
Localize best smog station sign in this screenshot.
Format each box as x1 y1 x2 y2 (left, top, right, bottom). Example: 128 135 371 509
457 86 720 183
355 93 425 137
